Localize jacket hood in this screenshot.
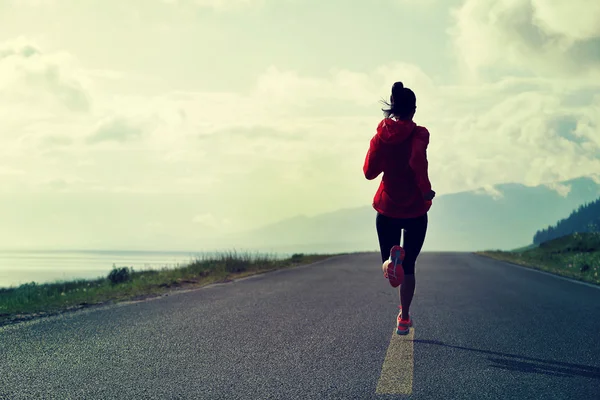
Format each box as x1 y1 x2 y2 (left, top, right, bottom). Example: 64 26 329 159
377 118 417 144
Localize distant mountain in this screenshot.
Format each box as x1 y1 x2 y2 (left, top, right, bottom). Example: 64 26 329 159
425 176 600 251
533 197 600 245
225 176 600 253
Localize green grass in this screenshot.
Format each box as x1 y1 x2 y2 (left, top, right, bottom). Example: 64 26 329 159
510 243 538 253
477 232 600 286
0 251 337 326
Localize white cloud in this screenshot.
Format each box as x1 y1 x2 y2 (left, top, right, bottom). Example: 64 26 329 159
1 19 599 235
0 166 25 176
574 94 600 149
474 185 503 200
427 84 600 188
192 213 233 235
160 0 267 11
193 213 215 224
2 38 598 200
545 182 572 198
8 0 56 5
86 117 145 144
451 0 600 79
393 0 444 6
530 0 600 41
0 1 598 251
41 177 87 192
0 37 91 113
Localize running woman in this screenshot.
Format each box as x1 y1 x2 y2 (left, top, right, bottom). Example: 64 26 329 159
363 81 435 335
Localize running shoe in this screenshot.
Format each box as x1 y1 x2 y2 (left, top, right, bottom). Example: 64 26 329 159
383 245 405 287
397 306 412 335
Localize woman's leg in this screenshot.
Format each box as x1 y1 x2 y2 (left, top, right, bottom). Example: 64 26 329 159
376 213 402 264
399 213 428 320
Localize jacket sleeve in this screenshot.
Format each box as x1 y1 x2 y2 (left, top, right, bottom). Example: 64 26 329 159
363 134 384 180
409 128 432 195
363 120 390 180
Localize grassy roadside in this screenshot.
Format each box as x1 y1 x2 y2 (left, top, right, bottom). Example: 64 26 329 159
0 252 339 327
476 232 600 286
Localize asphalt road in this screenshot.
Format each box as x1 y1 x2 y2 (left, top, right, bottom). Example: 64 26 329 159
1 253 600 399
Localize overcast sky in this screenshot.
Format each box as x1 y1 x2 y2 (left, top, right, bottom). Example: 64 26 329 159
1 0 599 249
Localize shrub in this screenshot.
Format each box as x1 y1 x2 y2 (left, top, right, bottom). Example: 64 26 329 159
108 266 133 285
224 260 249 273
581 264 591 273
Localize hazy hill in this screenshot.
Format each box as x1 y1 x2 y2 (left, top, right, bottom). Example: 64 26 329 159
226 176 600 253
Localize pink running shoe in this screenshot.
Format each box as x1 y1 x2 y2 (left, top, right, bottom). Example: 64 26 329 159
382 245 405 288
397 306 412 335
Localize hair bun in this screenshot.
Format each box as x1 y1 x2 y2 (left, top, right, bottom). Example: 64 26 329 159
393 81 404 90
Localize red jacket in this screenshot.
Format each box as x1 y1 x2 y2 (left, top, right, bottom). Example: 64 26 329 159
363 118 432 219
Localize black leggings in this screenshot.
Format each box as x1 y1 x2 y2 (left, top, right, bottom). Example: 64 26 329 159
376 212 428 275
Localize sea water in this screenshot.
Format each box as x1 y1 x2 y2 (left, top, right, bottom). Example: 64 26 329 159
0 249 287 288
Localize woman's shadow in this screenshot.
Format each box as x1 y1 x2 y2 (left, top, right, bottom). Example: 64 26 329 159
413 339 600 379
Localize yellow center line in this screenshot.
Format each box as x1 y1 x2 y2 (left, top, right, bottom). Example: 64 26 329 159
375 328 415 395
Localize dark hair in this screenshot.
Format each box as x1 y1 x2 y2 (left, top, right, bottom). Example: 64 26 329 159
381 81 416 119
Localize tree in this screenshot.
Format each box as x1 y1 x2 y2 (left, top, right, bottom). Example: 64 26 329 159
533 197 600 245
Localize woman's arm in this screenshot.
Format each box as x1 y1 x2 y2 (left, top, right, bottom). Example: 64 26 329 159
363 120 392 180
409 128 432 196
363 134 384 180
